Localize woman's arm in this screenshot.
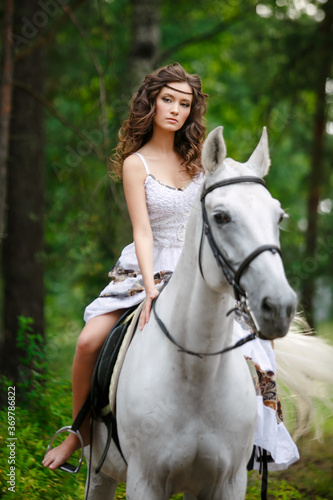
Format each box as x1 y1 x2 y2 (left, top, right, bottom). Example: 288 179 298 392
122 155 159 329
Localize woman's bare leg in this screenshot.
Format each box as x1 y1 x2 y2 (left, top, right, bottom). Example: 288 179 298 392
43 310 124 470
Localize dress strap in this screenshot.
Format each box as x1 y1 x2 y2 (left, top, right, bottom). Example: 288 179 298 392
134 152 150 175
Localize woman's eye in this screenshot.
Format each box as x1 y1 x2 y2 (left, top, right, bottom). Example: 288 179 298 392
181 102 190 108
214 212 231 225
162 97 172 103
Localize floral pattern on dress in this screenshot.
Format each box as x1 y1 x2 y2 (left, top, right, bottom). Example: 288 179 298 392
235 309 283 424
100 261 173 298
246 357 283 424
108 261 140 281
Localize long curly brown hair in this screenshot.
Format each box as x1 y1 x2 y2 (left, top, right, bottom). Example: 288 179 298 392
111 63 208 180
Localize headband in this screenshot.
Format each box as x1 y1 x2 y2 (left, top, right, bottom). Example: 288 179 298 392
164 83 193 95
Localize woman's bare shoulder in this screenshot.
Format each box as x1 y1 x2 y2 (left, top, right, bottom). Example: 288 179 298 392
123 153 146 180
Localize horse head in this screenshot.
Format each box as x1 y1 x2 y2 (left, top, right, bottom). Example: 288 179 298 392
200 126 297 340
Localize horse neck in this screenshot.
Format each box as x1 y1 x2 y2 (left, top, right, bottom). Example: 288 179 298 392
164 267 233 342
157 268 235 384
158 203 235 359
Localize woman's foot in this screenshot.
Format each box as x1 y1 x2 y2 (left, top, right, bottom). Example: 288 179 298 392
42 433 81 470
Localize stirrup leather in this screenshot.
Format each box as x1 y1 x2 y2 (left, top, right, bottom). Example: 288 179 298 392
46 425 84 474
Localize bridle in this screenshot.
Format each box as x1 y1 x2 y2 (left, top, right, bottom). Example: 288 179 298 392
153 176 282 359
199 176 281 302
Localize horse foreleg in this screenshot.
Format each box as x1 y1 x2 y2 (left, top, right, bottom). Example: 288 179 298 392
125 461 169 500
85 470 118 500
210 468 247 500
126 478 168 500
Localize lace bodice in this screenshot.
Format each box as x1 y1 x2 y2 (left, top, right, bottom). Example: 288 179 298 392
133 153 203 248
145 174 203 247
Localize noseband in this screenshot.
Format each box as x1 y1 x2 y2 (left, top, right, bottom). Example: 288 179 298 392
153 176 282 358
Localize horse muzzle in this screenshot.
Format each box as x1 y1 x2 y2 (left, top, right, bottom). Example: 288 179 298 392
254 287 297 340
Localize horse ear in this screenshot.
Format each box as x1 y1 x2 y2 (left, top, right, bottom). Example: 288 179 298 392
247 127 271 178
202 126 227 174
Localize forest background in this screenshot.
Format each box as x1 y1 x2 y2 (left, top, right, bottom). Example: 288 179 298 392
0 0 333 499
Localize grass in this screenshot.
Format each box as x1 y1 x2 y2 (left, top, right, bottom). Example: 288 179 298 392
247 425 333 499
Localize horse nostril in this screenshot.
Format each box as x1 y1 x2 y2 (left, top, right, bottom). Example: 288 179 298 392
262 297 295 322
262 297 274 315
286 305 293 318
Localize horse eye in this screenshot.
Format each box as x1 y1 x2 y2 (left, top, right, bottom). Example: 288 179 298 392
214 212 231 225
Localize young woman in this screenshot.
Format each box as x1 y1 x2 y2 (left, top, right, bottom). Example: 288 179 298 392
43 62 208 471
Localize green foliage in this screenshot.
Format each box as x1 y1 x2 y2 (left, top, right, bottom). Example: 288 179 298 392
16 316 46 376
247 477 305 499
0 317 86 498
0 379 86 499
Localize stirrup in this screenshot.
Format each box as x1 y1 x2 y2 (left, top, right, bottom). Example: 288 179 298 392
46 425 84 474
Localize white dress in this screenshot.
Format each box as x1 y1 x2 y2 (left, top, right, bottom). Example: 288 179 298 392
84 153 203 322
84 153 299 470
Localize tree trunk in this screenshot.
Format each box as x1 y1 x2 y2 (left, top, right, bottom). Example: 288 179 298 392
300 0 333 328
1 0 45 383
127 0 160 90
0 0 15 243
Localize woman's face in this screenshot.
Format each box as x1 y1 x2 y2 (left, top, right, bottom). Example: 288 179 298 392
154 82 193 132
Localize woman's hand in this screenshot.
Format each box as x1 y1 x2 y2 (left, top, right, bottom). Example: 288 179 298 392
139 288 160 330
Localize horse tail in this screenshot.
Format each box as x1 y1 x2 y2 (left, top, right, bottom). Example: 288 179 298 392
274 314 333 441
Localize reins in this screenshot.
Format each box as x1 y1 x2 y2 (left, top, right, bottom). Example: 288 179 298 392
152 298 256 359
154 176 282 358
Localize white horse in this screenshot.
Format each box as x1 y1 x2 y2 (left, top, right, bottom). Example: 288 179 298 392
86 126 297 500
